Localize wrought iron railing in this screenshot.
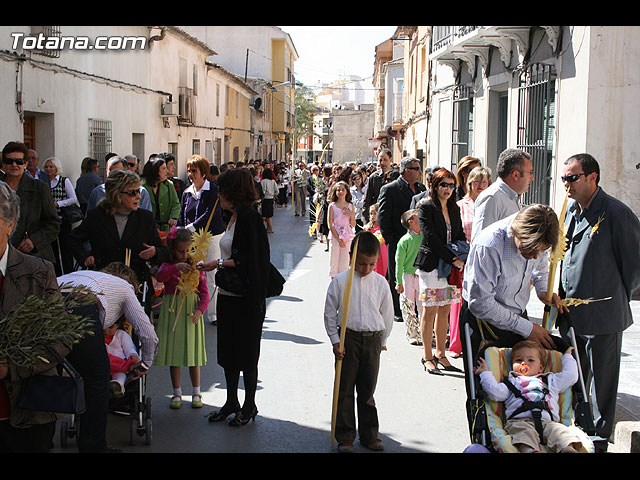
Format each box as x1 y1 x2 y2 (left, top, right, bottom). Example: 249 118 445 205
432 26 482 51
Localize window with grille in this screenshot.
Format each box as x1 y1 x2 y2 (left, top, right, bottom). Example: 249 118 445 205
31 26 61 58
516 63 556 206
451 84 474 170
88 119 112 179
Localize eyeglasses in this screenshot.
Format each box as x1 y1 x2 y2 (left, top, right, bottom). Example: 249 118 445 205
127 162 137 168
439 182 456 189
121 189 141 197
187 169 199 174
405 166 421 171
472 180 489 186
2 157 26 165
561 172 587 183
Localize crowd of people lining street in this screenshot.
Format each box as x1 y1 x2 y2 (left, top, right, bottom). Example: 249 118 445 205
0 139 638 454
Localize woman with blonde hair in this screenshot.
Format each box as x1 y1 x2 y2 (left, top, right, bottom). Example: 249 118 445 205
69 169 167 309
449 165 492 357
43 156 80 275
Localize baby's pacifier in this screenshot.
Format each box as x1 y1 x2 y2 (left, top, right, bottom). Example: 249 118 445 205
517 363 530 375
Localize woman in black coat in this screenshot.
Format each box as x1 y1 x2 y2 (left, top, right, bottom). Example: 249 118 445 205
198 168 270 426
413 168 467 375
68 169 167 300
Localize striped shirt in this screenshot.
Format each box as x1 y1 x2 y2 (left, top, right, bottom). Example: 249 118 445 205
57 270 158 364
462 214 548 339
470 178 521 243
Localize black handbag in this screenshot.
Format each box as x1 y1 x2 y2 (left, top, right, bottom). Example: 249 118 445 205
17 346 86 415
215 262 285 298
215 267 249 296
61 204 83 224
266 263 285 298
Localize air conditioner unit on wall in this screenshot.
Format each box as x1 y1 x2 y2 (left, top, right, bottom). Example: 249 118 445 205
162 102 178 116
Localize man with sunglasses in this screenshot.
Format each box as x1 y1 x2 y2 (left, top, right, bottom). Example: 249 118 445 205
0 142 59 263
557 153 640 452
471 148 534 243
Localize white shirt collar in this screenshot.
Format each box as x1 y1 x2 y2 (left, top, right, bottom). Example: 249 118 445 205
184 179 210 196
0 244 9 276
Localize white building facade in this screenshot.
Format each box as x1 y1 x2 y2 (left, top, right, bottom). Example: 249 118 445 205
0 26 258 184
424 25 640 215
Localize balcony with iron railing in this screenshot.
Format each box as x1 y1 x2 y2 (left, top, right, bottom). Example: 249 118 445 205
431 27 562 75
432 26 483 51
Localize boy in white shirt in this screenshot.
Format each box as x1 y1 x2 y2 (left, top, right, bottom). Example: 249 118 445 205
324 231 394 453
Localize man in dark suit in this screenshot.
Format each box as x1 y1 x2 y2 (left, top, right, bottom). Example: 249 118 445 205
558 153 640 452
378 157 426 320
0 142 60 264
363 148 393 223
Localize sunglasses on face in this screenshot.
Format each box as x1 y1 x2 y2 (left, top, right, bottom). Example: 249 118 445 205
439 182 456 189
2 157 26 165
121 189 141 197
561 172 587 183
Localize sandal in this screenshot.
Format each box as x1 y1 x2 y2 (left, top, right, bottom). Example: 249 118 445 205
192 394 203 408
421 357 443 375
435 356 463 373
170 395 182 409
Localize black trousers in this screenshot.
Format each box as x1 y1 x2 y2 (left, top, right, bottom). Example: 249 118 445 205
335 329 382 444
0 420 56 453
558 322 622 443
65 303 111 453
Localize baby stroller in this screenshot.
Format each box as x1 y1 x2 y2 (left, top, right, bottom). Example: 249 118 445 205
463 309 597 453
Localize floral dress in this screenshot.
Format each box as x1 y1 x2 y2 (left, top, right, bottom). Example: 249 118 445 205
417 223 462 307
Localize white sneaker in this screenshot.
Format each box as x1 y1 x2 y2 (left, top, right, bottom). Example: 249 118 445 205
110 380 124 399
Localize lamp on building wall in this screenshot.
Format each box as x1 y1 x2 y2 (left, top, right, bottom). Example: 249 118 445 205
270 80 292 90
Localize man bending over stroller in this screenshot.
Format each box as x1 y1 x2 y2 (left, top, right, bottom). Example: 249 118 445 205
474 340 587 453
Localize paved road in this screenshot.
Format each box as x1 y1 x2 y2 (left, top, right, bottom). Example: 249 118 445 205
52 202 639 453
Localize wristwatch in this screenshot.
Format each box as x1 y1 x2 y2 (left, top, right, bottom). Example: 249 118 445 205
217 258 224 269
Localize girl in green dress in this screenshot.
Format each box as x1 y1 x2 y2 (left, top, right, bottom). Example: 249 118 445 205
155 227 209 409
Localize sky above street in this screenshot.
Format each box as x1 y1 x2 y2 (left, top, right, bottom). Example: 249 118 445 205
279 26 397 88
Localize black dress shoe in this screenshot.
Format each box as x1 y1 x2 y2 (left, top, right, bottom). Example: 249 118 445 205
435 356 463 373
228 406 258 426
421 358 443 375
208 403 241 422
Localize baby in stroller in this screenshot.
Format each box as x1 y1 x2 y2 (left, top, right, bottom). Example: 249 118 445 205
473 340 589 453
105 317 146 398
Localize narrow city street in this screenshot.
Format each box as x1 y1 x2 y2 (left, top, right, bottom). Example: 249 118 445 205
51 201 639 454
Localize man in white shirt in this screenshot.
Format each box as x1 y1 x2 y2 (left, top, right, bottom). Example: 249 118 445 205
470 148 535 243
324 231 394 453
